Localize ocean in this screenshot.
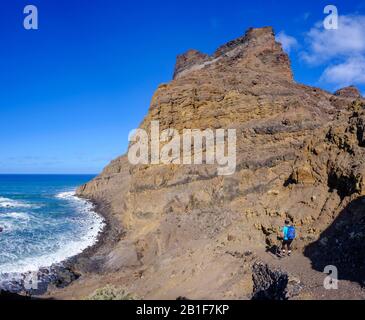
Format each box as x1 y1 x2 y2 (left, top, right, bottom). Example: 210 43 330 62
0 174 104 290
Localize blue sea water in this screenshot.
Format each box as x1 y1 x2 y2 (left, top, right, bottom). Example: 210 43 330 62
0 175 104 278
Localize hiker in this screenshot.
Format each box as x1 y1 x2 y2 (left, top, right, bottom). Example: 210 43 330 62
281 219 295 257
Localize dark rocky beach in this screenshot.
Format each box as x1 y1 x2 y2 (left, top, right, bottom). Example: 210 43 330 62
0 198 118 300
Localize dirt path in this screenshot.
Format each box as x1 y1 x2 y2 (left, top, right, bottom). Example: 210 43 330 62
255 248 365 300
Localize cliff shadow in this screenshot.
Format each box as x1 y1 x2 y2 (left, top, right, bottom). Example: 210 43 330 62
304 196 365 285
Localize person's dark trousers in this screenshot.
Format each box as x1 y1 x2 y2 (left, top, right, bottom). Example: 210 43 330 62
282 240 293 253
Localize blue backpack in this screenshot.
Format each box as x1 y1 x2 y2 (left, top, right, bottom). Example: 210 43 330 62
287 226 296 240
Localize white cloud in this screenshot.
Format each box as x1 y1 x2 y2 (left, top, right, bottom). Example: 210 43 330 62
320 56 365 88
302 15 365 65
299 15 365 90
276 31 298 53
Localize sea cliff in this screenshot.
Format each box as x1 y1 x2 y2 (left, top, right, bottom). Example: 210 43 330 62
48 26 365 300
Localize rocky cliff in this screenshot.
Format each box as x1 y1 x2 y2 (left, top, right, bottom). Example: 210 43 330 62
59 26 365 300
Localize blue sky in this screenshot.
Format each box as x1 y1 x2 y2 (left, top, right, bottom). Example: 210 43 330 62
1 0 364 174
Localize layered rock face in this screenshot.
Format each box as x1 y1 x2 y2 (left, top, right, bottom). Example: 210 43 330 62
76 27 365 299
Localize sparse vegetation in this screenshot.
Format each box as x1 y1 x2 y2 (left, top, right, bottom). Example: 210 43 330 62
87 285 138 300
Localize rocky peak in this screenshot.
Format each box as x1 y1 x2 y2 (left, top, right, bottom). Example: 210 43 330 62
173 26 293 81
213 26 275 57
173 49 210 80
334 86 362 99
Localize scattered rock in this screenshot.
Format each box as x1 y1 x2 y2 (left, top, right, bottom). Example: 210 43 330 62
251 262 303 300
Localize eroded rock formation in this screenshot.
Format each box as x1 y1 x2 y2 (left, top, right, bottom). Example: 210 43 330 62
71 26 365 299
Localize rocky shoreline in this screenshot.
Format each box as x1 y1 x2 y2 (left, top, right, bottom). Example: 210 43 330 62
62 197 124 274
0 196 120 300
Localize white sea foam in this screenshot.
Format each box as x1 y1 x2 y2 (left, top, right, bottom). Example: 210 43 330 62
1 212 30 220
0 197 33 209
0 221 15 232
0 190 105 276
55 191 77 200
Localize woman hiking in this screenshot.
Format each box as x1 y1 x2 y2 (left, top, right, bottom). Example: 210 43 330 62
281 219 296 257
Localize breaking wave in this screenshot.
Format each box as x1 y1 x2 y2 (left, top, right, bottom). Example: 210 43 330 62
0 189 105 289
